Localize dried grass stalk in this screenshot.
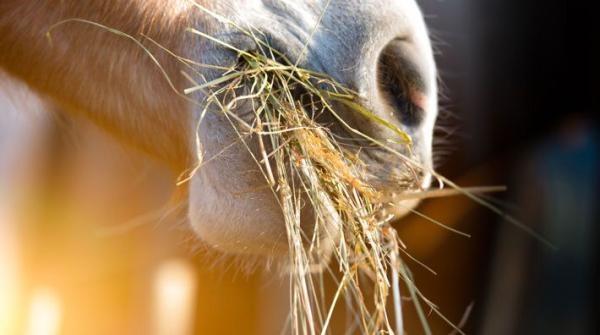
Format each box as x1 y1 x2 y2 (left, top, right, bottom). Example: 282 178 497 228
186 27 446 333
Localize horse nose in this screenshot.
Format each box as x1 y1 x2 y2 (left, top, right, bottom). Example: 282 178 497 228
376 37 432 129
307 2 437 144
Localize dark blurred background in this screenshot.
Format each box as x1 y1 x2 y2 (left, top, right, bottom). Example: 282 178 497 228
405 0 599 334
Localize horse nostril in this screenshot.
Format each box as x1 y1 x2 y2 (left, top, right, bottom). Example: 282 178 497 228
377 38 428 127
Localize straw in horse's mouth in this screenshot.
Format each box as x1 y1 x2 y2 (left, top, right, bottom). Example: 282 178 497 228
200 44 513 333
178 9 511 334
188 42 426 333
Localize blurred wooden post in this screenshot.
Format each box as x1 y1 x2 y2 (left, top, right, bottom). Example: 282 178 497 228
1 80 48 335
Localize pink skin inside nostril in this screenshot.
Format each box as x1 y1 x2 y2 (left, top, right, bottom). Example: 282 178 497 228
409 88 428 112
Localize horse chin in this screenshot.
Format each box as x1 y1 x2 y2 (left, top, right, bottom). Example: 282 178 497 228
188 173 291 256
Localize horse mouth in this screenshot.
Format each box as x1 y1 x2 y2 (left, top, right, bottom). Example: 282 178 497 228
376 187 430 221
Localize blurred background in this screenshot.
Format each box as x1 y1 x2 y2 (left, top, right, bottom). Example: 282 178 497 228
0 1 598 334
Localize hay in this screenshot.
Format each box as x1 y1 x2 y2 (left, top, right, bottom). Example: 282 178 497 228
182 20 446 333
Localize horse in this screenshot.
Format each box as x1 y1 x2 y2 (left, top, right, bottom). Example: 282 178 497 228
0 0 437 258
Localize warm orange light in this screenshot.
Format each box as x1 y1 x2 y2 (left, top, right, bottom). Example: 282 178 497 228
151 259 198 335
25 287 63 335
0 210 20 335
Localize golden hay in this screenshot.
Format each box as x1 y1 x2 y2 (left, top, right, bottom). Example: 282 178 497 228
184 26 441 333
